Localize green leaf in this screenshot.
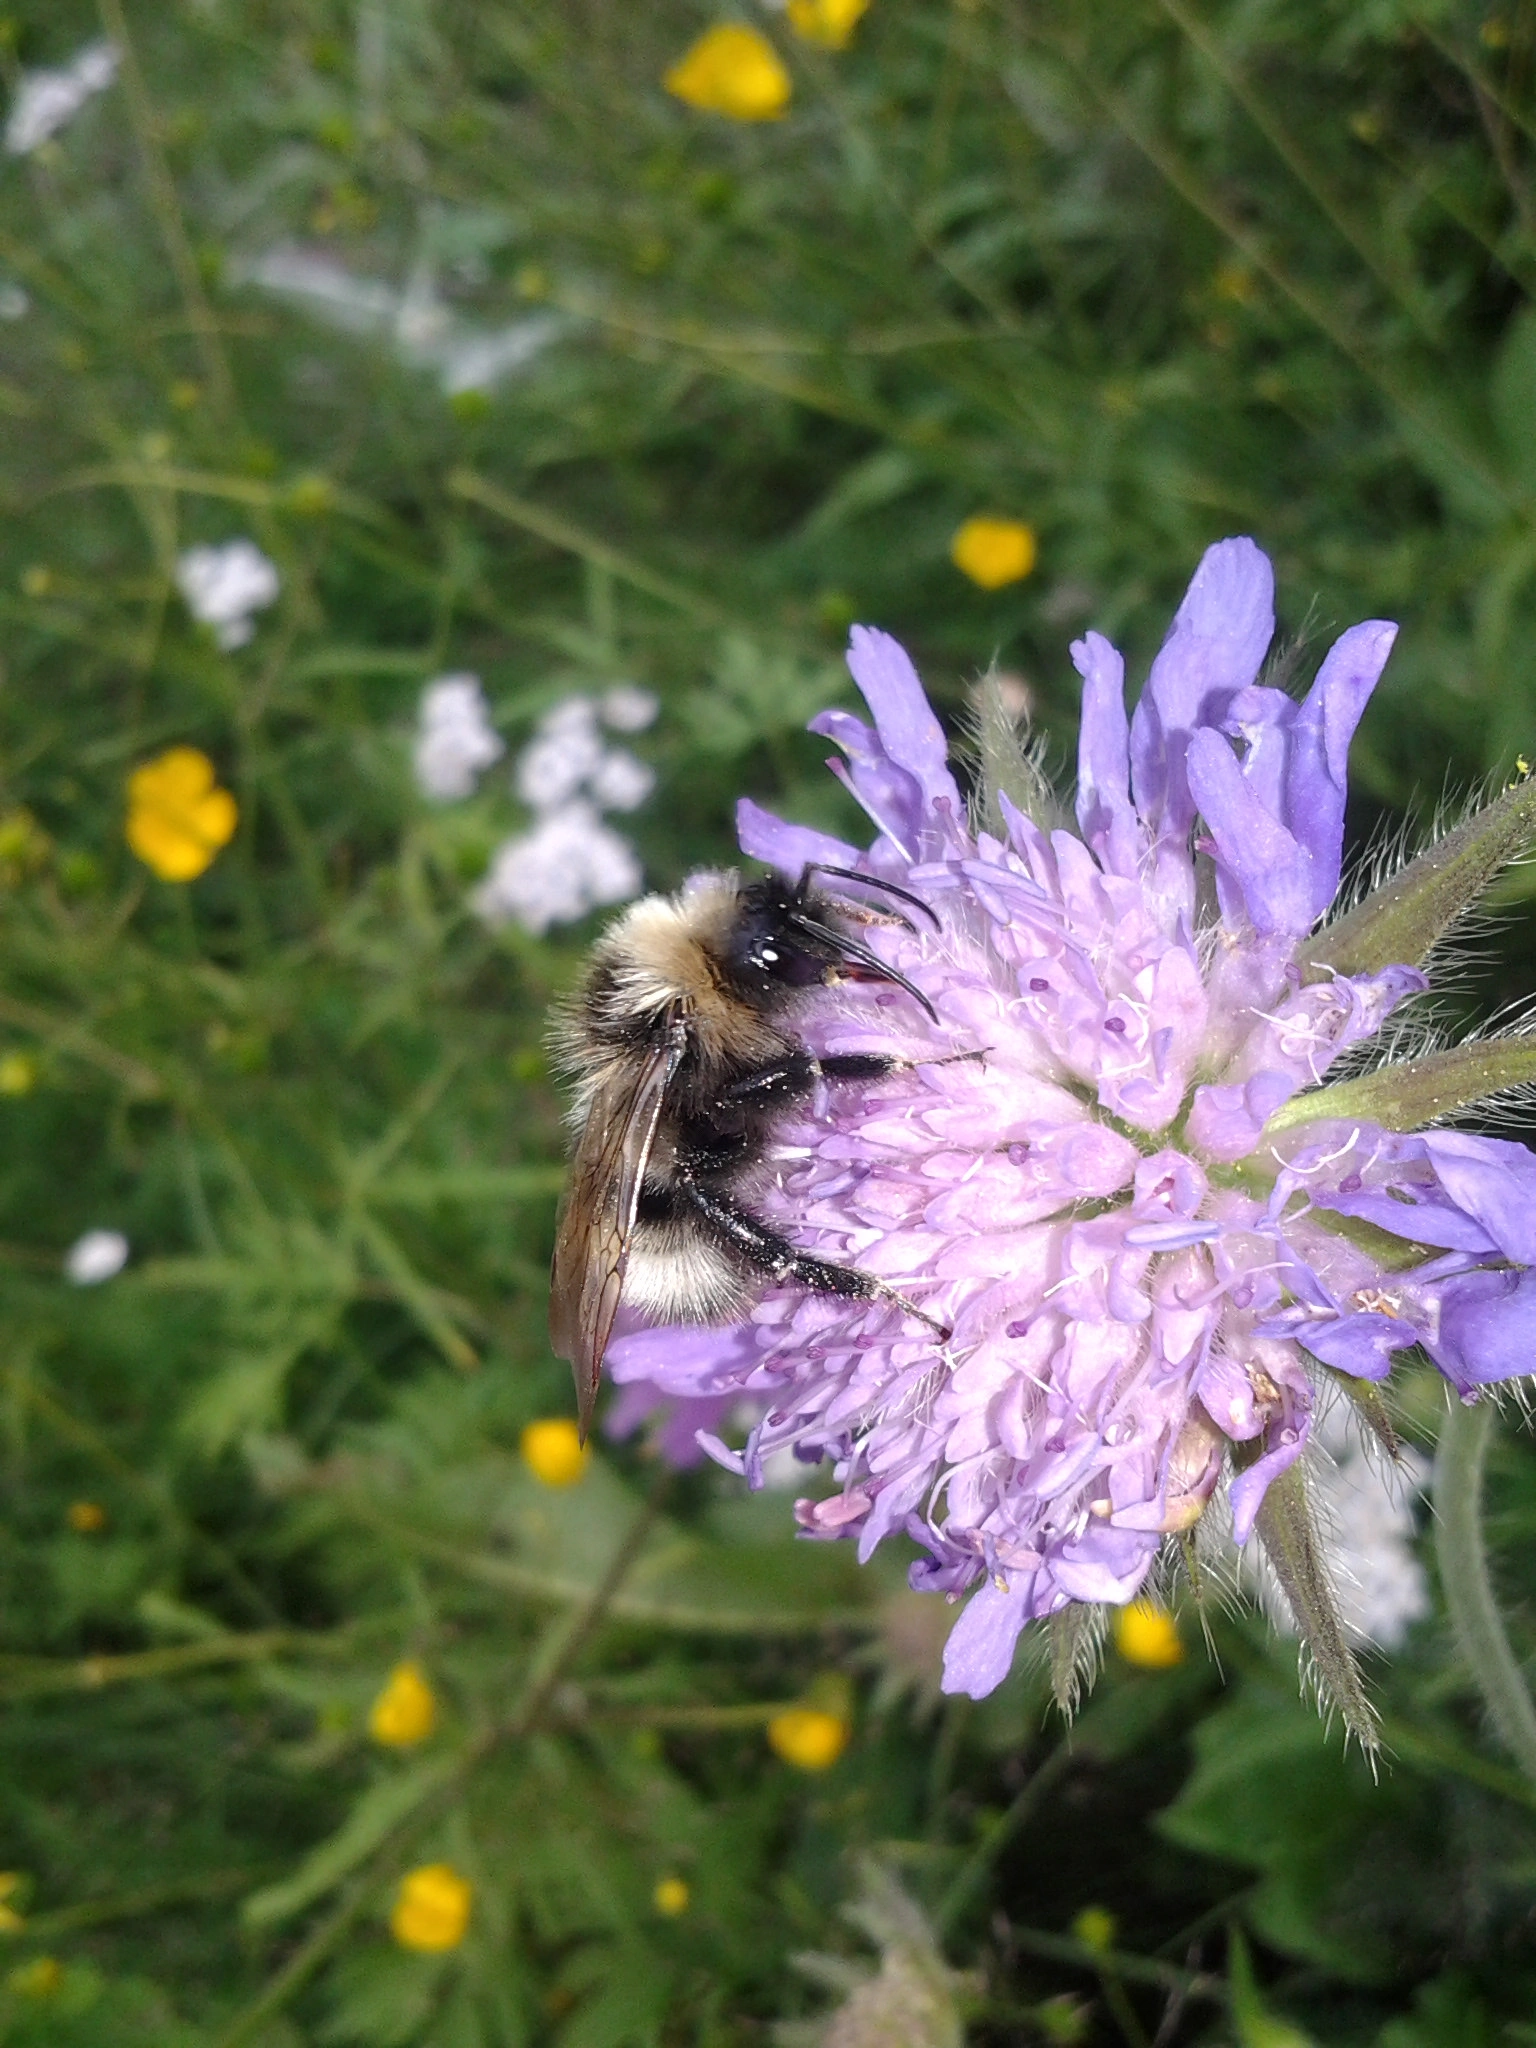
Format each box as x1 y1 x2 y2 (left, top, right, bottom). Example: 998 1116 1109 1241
1227 1925 1317 2048
1157 1685 1421 1984
1303 778 1536 979
1262 1037 1536 1136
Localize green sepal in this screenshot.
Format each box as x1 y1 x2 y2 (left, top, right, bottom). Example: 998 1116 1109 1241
1324 1369 1403 1463
1047 1601 1106 1716
968 669 1062 837
1304 775 1536 978
1263 1036 1536 1137
1251 1459 1378 1750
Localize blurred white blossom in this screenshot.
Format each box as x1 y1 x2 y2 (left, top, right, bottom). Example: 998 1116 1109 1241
600 683 659 733
472 799 641 934
5 40 118 157
238 246 564 398
514 696 654 816
65 1229 129 1286
587 749 655 812
476 691 656 933
515 699 606 811
176 540 280 651
413 674 504 801
0 284 29 321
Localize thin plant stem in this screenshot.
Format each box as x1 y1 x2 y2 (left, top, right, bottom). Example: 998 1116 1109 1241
936 1739 1072 1936
1433 1398 1536 1787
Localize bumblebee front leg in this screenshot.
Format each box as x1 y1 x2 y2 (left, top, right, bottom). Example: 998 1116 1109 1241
675 1173 949 1339
720 1046 986 1109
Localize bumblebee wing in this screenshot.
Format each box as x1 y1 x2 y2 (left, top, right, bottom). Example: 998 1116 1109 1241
549 1010 686 1438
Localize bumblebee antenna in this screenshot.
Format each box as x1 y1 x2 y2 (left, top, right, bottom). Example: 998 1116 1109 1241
801 864 939 929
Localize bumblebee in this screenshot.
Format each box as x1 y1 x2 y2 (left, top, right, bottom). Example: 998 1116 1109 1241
549 865 956 1434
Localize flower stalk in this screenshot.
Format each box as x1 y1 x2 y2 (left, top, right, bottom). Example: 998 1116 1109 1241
1432 1399 1536 1786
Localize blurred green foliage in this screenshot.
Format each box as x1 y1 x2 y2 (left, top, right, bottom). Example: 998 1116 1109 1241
0 0 1533 2041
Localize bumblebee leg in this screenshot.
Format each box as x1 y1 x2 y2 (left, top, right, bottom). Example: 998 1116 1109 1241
720 1047 987 1108
675 1174 949 1339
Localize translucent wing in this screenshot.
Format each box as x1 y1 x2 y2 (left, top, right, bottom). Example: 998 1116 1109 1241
549 1009 686 1438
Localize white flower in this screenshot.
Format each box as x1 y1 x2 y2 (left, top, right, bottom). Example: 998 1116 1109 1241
413 674 504 801
472 800 641 934
5 40 118 156
587 749 655 813
237 246 564 397
176 540 280 651
65 1229 129 1286
515 699 605 812
0 284 29 321
600 684 659 733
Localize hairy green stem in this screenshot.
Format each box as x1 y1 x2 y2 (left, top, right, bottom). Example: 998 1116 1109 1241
1433 1400 1536 1785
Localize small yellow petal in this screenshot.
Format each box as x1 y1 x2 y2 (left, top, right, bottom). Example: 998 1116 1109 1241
128 746 215 807
787 0 870 49
368 1661 437 1747
951 516 1038 590
66 1500 107 1534
653 1875 690 1916
767 1707 849 1771
391 1863 472 1952
520 1417 590 1488
1112 1599 1185 1670
664 25 791 121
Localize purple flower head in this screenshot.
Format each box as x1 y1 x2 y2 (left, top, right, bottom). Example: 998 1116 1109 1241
604 538 1536 1729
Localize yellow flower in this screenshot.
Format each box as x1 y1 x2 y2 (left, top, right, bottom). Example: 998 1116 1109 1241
664 25 791 121
652 1875 690 1917
0 1873 24 1934
0 1054 36 1097
126 747 238 882
520 1417 590 1488
5 1956 59 1996
1112 1599 1185 1670
787 0 870 49
390 1863 472 1952
767 1707 849 1771
951 516 1038 590
368 1661 437 1747
65 1500 107 1534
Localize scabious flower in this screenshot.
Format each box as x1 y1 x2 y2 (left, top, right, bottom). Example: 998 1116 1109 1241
607 537 1536 1734
175 540 280 650
413 674 504 801
5 41 118 157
